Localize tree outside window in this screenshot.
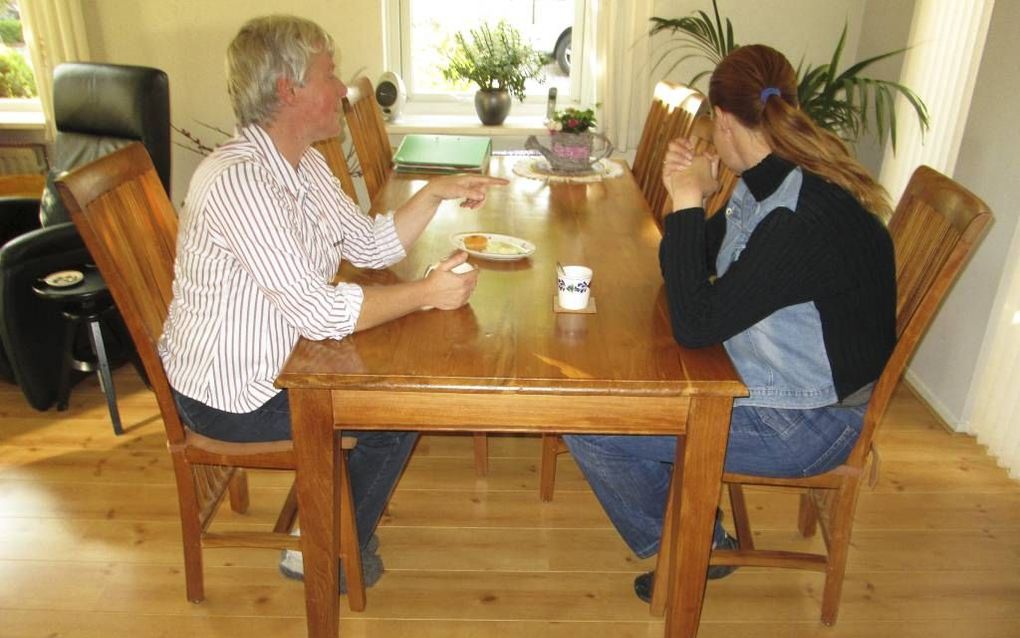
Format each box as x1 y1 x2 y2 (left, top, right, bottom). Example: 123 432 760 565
0 0 37 98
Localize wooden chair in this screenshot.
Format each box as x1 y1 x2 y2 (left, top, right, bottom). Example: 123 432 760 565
312 136 360 205
632 81 706 218
343 77 393 204
57 142 367 610
649 165 993 623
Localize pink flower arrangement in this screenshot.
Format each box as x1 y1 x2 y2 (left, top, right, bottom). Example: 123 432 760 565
545 106 597 133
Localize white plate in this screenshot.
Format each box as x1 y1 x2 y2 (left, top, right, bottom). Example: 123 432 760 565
44 270 84 288
450 232 536 261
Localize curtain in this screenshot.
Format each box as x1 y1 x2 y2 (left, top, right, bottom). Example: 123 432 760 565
19 0 91 141
968 222 1020 479
582 0 654 153
877 0 994 201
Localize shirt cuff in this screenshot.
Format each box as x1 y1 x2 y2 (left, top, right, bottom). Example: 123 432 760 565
332 282 365 339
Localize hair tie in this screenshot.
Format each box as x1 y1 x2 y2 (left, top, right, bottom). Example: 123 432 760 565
760 87 781 104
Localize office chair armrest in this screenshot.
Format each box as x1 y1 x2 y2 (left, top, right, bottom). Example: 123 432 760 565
0 221 85 268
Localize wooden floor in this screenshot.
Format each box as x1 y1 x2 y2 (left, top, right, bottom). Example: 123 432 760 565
1 367 1018 638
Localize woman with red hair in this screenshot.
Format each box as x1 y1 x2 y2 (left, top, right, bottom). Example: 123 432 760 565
564 44 896 602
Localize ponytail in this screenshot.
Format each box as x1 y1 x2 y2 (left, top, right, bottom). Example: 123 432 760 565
710 45 892 220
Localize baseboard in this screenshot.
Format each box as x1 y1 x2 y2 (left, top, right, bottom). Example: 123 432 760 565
902 369 965 433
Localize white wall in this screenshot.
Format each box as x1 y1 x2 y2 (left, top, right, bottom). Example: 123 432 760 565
905 0 1020 430
650 0 866 91
81 0 881 202
81 0 384 205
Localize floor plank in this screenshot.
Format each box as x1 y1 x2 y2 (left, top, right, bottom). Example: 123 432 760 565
1 368 1018 637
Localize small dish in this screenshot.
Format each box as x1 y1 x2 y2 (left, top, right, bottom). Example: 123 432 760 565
44 270 84 288
450 232 535 261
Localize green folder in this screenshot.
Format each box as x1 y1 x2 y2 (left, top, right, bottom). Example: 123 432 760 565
393 134 492 173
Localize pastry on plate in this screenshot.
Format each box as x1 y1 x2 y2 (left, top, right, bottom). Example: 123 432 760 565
463 234 489 251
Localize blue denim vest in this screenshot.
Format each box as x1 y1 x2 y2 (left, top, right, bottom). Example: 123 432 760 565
716 168 838 409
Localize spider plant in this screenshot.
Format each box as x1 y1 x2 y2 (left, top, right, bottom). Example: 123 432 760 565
649 0 929 151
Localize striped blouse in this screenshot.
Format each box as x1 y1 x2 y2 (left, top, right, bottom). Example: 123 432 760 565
158 125 405 412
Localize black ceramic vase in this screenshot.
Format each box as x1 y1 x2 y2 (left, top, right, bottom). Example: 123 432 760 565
474 88 511 126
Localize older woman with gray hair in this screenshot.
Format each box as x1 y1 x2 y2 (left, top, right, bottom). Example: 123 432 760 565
158 14 507 590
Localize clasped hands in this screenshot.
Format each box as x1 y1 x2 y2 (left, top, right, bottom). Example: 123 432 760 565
661 138 720 213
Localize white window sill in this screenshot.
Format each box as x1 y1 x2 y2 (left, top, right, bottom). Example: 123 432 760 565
0 110 46 130
386 113 547 137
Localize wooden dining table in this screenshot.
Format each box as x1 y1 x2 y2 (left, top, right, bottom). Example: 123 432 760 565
275 156 747 637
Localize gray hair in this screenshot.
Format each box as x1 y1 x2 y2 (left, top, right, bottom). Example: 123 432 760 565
226 15 335 127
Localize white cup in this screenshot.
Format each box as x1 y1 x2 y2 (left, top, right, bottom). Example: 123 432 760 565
557 265 593 310
424 261 474 278
422 261 475 311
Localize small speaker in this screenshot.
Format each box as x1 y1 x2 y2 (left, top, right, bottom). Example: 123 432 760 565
375 71 406 122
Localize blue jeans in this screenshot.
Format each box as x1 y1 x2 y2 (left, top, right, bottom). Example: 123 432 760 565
173 389 418 550
563 403 866 558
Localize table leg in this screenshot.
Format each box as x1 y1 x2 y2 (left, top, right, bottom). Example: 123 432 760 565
291 389 341 638
86 319 123 435
664 395 733 638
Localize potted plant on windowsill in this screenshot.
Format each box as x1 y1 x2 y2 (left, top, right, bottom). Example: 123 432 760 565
649 0 929 151
441 20 546 126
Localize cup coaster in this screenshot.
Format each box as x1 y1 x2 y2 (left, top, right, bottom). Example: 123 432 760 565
554 296 597 314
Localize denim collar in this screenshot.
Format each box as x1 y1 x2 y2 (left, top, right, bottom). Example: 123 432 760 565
742 153 796 202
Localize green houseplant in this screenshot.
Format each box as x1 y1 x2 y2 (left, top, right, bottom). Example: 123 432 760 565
441 20 546 125
649 0 929 151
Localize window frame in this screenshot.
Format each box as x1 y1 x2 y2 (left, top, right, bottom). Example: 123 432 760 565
382 0 591 118
0 0 44 129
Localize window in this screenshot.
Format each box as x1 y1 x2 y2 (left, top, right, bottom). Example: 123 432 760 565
0 0 42 126
384 0 589 116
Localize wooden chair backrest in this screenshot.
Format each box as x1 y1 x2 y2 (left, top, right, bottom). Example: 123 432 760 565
57 142 187 445
847 165 992 466
312 136 359 205
342 77 392 204
632 81 705 218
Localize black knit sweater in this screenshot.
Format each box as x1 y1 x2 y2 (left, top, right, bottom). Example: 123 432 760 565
659 154 896 401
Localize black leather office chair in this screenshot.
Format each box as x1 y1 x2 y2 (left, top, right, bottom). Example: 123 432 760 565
0 62 170 410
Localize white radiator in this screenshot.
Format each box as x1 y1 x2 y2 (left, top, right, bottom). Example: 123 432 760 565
0 145 47 175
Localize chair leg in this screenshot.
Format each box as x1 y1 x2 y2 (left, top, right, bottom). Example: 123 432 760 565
86 318 124 435
339 447 366 612
539 434 561 502
228 468 250 514
728 483 754 550
820 480 861 625
273 482 299 534
172 457 206 603
798 490 819 538
473 433 488 476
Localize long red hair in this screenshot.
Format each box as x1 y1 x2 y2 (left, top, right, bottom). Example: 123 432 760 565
709 44 892 220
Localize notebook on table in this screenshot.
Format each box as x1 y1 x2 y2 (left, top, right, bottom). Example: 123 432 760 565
393 134 492 173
